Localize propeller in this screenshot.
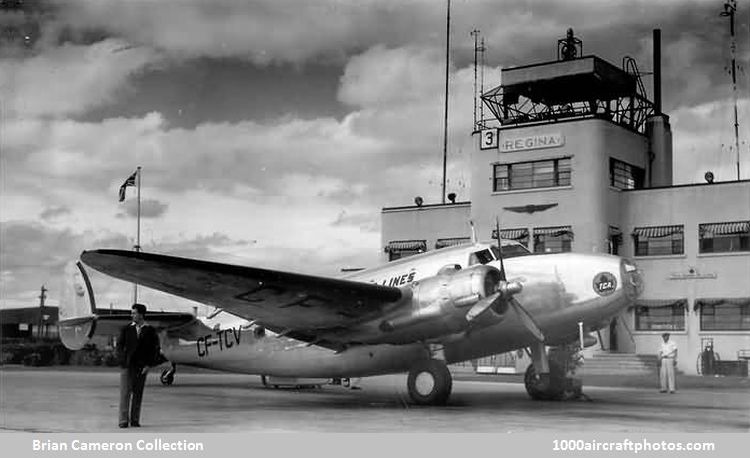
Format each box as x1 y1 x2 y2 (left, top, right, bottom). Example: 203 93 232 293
464 217 545 342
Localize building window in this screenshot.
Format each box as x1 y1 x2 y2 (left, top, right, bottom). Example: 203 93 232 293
699 221 750 254
609 158 645 190
491 228 530 248
493 157 571 191
608 226 623 255
632 225 683 256
435 237 471 249
696 298 750 331
384 240 426 261
634 299 686 331
533 226 573 253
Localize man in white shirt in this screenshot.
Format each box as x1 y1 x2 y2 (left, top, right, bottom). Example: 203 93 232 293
657 332 678 393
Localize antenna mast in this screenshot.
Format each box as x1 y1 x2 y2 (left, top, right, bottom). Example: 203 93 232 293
471 29 480 130
479 37 486 126
720 0 740 180
441 0 451 204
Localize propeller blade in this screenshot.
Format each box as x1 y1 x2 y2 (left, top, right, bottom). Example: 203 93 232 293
495 216 506 281
508 297 545 341
465 291 502 322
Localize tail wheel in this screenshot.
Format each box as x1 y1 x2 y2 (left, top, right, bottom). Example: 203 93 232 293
407 359 453 406
524 362 565 400
160 367 175 386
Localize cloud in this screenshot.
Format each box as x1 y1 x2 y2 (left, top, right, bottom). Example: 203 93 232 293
39 206 71 221
117 198 169 219
338 45 445 108
671 98 750 183
51 0 446 65
0 38 160 118
0 221 129 307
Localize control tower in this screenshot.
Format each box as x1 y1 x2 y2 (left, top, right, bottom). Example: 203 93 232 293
472 29 673 255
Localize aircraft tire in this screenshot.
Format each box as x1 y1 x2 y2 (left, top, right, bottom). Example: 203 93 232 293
160 368 175 386
524 362 565 401
407 359 452 406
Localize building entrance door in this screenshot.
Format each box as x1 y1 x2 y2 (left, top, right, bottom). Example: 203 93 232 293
609 318 618 351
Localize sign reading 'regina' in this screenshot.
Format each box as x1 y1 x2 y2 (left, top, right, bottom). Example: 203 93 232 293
501 133 565 152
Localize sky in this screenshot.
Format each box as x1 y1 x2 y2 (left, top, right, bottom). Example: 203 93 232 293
1 0 748 311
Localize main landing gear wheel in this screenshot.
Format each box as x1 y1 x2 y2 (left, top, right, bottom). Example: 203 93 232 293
407 359 452 406
160 364 176 386
524 362 566 401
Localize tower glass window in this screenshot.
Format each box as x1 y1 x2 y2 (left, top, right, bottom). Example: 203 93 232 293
610 158 645 190
493 157 571 192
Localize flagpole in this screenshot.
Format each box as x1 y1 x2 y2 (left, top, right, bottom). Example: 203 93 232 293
133 165 142 304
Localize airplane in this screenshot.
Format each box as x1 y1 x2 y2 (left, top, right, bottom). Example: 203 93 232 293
58 237 643 405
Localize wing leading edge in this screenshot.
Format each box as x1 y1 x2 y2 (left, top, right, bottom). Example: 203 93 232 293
80 250 404 345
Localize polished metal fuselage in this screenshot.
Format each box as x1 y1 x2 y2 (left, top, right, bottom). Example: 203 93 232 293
162 244 641 378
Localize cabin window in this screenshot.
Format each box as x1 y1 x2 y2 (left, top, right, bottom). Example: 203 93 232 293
468 249 494 266
490 244 531 259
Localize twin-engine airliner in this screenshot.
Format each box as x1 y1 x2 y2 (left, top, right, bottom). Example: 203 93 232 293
59 239 642 405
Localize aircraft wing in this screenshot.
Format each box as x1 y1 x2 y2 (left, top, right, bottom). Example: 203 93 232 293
80 250 404 347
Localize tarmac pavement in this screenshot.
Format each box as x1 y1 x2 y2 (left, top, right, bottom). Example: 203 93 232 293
1 366 748 433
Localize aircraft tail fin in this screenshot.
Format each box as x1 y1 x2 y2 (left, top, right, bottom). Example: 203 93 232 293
58 260 197 350
58 261 100 350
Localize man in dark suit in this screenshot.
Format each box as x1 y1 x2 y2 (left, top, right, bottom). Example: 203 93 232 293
117 303 161 428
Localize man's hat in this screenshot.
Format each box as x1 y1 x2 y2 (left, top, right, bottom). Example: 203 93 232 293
661 332 670 338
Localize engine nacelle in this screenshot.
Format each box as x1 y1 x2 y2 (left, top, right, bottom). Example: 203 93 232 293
379 264 507 341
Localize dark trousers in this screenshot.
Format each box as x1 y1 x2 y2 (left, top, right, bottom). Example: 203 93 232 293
119 367 147 425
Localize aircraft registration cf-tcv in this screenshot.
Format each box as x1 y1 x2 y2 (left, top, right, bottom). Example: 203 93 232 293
59 238 642 405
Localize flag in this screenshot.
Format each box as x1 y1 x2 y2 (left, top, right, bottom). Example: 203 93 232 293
118 170 138 202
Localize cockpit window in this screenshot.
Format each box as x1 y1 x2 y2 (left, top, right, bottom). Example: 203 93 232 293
491 244 532 259
469 249 494 266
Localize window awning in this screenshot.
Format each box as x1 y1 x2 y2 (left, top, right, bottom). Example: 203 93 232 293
491 228 529 240
608 226 622 236
699 221 750 236
435 237 471 249
693 297 750 311
632 225 683 238
629 298 687 310
384 240 426 253
533 226 573 237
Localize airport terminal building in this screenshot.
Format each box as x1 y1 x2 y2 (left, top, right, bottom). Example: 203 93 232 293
381 34 750 375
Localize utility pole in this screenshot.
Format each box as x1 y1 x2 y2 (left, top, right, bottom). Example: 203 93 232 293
441 0 451 204
720 0 741 180
37 285 47 339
